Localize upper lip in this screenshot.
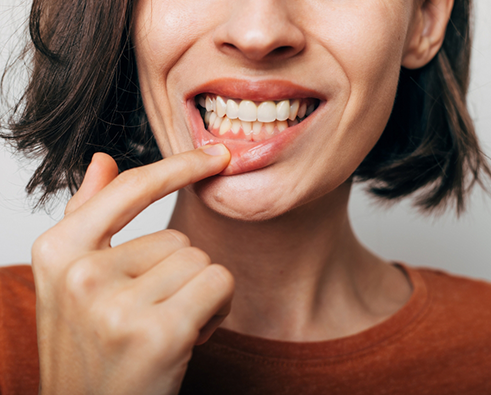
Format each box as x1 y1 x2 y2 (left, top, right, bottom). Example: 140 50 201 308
185 78 327 102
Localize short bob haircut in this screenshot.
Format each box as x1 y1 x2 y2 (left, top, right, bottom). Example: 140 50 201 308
1 0 490 214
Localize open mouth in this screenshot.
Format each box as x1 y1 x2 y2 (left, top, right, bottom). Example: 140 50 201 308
195 94 320 142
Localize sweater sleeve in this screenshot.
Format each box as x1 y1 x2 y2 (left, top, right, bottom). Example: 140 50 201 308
0 265 39 394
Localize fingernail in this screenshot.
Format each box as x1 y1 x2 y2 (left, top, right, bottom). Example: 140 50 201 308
201 144 228 156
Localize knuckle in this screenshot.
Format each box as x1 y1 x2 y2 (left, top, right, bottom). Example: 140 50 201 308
138 321 172 351
180 247 211 267
31 232 55 263
31 231 63 274
95 302 131 345
164 229 191 248
64 258 101 298
205 264 235 292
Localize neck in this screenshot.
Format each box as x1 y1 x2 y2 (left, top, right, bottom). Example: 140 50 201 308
168 182 411 342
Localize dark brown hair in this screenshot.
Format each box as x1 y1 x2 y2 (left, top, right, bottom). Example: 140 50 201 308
1 0 490 213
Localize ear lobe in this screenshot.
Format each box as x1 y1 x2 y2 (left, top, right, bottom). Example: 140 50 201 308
402 0 454 70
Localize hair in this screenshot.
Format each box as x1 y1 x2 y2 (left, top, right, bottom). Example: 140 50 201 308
1 0 490 213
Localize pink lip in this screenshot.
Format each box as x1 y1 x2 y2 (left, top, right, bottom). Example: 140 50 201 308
185 79 326 175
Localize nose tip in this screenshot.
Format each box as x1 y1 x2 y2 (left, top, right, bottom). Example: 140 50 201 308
214 1 306 63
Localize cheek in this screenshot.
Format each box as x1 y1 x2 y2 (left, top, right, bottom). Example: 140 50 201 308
308 1 410 98
132 0 214 79
311 2 410 152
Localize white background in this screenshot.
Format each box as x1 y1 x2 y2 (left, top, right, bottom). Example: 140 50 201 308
1 0 490 280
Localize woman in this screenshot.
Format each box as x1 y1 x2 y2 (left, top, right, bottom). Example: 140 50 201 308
1 0 491 394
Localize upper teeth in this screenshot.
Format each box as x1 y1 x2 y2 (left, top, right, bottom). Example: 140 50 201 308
198 95 314 123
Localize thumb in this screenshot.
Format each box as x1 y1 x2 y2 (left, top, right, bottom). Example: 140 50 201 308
64 153 119 216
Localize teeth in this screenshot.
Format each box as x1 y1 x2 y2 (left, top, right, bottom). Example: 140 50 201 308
276 100 290 122
242 121 252 135
226 99 239 120
306 104 315 117
289 100 299 121
208 112 217 129
198 96 206 108
288 119 299 128
206 96 214 112
265 122 275 135
298 102 307 119
216 96 227 118
201 95 316 123
231 119 241 134
213 114 223 130
257 101 276 123
238 100 257 122
277 121 288 132
219 117 232 135
200 94 318 137
253 121 262 135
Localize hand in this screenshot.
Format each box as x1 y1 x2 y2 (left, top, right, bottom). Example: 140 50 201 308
32 145 234 395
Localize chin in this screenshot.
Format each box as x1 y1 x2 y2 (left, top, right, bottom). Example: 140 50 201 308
190 172 302 222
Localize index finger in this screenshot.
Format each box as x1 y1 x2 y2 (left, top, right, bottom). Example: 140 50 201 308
63 144 230 248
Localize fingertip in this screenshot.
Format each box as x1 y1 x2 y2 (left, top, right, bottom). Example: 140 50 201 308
197 144 231 175
86 153 119 184
200 143 230 158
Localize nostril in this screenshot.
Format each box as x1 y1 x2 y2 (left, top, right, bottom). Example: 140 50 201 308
271 46 293 57
223 43 237 52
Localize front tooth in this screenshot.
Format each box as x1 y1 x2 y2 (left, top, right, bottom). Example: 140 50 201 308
208 112 217 129
238 100 257 122
219 117 232 135
289 100 300 121
231 119 241 134
206 96 213 112
213 114 223 130
216 96 227 118
277 120 288 132
257 101 276 123
226 99 239 119
242 121 252 135
306 104 315 116
265 122 275 135
298 102 307 118
253 121 262 135
276 100 290 121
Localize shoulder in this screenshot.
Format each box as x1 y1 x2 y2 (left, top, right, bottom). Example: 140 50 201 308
415 265 491 317
407 265 491 350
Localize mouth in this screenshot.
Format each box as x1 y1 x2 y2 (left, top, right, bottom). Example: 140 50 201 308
196 95 319 142
185 79 325 175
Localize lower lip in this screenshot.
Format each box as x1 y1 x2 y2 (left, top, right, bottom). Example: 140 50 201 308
186 100 319 175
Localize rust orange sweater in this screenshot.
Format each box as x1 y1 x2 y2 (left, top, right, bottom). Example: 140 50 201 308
1 264 491 394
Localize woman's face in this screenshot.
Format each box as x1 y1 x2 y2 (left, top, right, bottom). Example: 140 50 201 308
132 0 417 221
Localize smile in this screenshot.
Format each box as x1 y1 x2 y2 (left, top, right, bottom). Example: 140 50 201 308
196 95 319 142
185 79 327 175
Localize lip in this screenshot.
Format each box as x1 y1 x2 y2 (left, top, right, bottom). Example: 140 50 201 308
185 78 326 175
185 78 326 102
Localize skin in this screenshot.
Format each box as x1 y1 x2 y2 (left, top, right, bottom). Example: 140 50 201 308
32 0 454 393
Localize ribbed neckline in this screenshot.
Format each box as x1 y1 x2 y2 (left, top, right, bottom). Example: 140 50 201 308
208 263 429 361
